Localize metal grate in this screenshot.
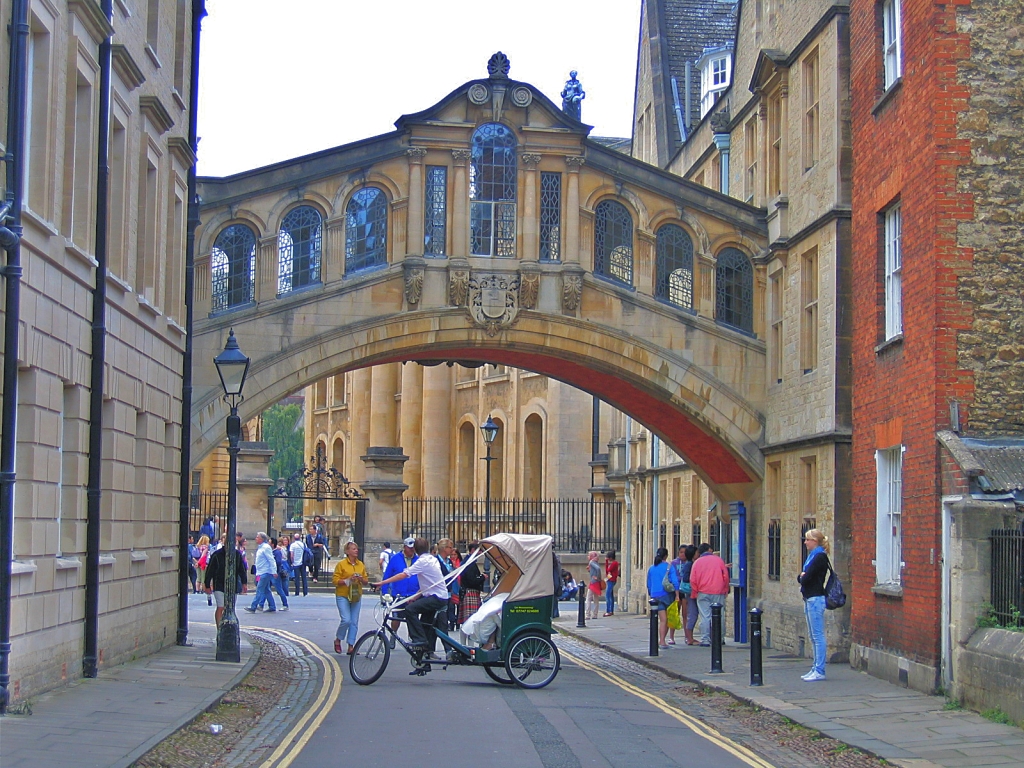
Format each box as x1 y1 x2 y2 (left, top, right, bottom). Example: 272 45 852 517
539 171 561 260
345 187 388 272
991 529 1024 627
655 224 694 309
211 224 256 312
277 206 322 294
424 166 447 256
594 200 633 285
715 247 754 332
767 519 781 580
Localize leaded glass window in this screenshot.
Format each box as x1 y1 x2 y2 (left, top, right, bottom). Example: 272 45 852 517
715 247 754 333
345 187 388 272
539 171 561 260
211 224 256 312
594 200 633 286
655 224 694 309
470 123 516 257
424 166 447 256
277 206 322 294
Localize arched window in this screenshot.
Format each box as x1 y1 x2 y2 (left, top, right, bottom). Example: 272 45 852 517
470 123 517 257
594 200 633 286
345 187 388 272
524 414 543 500
655 224 694 309
458 422 476 498
278 205 322 294
211 224 256 312
715 247 754 333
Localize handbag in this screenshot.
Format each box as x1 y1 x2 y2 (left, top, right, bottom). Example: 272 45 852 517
825 563 846 610
661 563 678 595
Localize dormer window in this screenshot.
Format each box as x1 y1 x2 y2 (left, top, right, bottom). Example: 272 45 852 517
697 45 733 119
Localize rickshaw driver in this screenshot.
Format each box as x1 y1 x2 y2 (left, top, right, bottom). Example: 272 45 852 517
373 537 449 661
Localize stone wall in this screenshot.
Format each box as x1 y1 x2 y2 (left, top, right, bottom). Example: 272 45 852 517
955 629 1024 724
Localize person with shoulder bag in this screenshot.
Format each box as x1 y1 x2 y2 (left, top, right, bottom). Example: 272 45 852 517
647 547 672 649
586 551 603 620
332 541 368 655
798 528 832 682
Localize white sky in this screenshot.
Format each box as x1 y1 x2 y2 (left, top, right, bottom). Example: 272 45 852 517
196 0 642 177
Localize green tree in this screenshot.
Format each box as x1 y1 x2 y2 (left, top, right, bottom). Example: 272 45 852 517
264 403 304 483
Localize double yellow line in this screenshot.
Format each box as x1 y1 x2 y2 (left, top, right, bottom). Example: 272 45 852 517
254 628 344 768
562 650 777 768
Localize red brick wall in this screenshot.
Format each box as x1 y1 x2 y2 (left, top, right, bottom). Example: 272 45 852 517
849 0 973 666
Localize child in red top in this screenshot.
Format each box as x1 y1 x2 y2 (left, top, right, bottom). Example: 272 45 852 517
604 551 620 616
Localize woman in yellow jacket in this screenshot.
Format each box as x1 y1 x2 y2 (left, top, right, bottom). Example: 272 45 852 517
332 541 368 654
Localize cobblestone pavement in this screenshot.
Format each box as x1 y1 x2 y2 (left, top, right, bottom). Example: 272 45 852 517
560 635 887 768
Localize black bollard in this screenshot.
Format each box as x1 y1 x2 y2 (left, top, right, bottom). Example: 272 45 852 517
749 607 763 686
710 602 724 673
649 599 660 656
577 584 586 628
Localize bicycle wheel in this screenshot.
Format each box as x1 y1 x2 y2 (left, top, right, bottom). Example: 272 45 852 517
483 663 515 685
349 630 391 685
504 633 560 689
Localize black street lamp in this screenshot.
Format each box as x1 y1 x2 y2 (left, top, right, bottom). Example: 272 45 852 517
213 329 249 663
480 416 499 539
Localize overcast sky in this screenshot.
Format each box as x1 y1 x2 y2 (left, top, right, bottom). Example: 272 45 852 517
196 0 642 177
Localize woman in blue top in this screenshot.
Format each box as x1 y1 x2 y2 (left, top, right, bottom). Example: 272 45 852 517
647 547 672 649
798 529 831 681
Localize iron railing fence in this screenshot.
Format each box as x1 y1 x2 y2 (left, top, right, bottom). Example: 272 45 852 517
403 497 621 553
991 529 1024 627
189 491 229 539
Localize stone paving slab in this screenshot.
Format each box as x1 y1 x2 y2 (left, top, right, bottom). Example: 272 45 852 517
555 610 1024 768
1 622 257 768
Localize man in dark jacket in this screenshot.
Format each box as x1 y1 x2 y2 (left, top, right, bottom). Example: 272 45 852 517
204 535 248 627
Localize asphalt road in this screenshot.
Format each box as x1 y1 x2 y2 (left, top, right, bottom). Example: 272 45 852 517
228 591 774 768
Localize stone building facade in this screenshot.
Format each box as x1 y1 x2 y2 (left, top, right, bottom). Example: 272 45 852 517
850 0 1024 692
632 0 853 659
2 0 199 702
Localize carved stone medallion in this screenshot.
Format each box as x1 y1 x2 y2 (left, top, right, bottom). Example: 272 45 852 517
469 273 520 336
468 83 489 105
511 86 533 108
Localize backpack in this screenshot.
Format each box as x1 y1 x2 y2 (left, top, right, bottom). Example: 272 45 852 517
301 542 313 567
825 562 846 610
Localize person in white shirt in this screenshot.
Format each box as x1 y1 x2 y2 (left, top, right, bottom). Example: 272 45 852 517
289 533 308 596
244 532 278 613
373 536 448 656
378 542 394 577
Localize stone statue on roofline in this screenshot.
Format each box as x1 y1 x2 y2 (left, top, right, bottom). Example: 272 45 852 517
561 70 585 120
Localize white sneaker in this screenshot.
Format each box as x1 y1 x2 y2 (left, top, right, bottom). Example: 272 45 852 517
800 670 815 680
803 671 826 682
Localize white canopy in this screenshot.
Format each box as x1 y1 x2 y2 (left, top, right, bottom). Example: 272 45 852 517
481 533 554 602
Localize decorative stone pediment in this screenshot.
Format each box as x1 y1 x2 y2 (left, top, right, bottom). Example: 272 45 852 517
468 273 520 336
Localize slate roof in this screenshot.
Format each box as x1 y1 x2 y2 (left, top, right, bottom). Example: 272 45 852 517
938 431 1024 496
590 136 632 154
660 0 739 149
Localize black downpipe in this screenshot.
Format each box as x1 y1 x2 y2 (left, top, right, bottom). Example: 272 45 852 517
83 0 114 680
0 0 28 715
176 0 207 647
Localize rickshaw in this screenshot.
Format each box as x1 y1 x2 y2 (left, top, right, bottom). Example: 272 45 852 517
348 532 561 689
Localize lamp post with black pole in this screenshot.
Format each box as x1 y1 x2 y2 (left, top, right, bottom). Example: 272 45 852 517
213 329 249 663
480 416 499 539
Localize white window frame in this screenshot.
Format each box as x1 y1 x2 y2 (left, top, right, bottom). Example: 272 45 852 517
700 55 731 118
882 0 902 89
875 446 904 585
884 205 902 340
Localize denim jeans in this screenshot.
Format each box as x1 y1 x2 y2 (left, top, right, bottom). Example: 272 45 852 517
696 593 727 644
272 574 289 607
605 580 616 613
249 573 277 611
335 597 362 646
292 566 308 596
804 595 827 675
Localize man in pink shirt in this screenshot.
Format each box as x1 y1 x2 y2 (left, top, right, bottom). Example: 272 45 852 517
689 543 730 646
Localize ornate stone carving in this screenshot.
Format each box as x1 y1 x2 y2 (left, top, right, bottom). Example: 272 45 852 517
468 273 520 336
562 273 583 311
452 148 472 163
511 85 533 108
709 109 731 134
521 153 542 167
449 266 470 306
519 270 540 309
406 147 427 160
487 51 511 79
468 83 489 105
405 267 423 306
565 155 586 170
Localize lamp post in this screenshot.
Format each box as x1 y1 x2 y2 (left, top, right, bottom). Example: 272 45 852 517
213 329 249 663
480 416 499 539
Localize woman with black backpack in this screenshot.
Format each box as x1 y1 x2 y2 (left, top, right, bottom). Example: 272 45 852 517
798 528 831 682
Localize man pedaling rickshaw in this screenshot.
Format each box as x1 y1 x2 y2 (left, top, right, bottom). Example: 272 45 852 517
372 536 449 660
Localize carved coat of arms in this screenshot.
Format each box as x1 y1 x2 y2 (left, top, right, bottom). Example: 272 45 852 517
468 273 520 336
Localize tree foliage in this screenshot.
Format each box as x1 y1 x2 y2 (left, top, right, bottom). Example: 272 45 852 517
264 403 304 483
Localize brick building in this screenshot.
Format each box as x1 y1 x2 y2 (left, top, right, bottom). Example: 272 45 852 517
850 0 1024 692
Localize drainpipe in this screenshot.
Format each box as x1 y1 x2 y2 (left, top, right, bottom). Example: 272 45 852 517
714 131 731 196
0 0 28 715
83 0 113 679
176 0 207 648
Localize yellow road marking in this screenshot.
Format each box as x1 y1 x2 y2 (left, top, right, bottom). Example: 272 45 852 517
253 628 344 768
561 650 777 768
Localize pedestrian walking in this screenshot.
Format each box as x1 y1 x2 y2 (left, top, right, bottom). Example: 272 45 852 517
680 545 697 645
690 543 730 646
378 541 394 576
604 550 619 616
647 547 672 649
196 534 212 605
187 535 200 594
799 528 831 681
332 541 368 655
585 550 602 619
666 546 687 644
203 534 247 626
244 532 278 613
271 537 291 610
306 523 327 583
289 532 308 596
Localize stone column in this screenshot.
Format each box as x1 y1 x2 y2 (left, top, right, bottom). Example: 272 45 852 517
406 148 427 256
349 367 371 486
235 441 274 537
564 156 585 264
521 153 541 262
323 217 346 282
452 149 471 257
420 363 452 497
370 363 399 447
400 362 424 497
254 235 277 303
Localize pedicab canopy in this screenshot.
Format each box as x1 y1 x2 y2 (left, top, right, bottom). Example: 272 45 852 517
481 533 554 603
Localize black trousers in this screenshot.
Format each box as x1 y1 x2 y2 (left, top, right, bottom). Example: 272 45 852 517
405 595 447 650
